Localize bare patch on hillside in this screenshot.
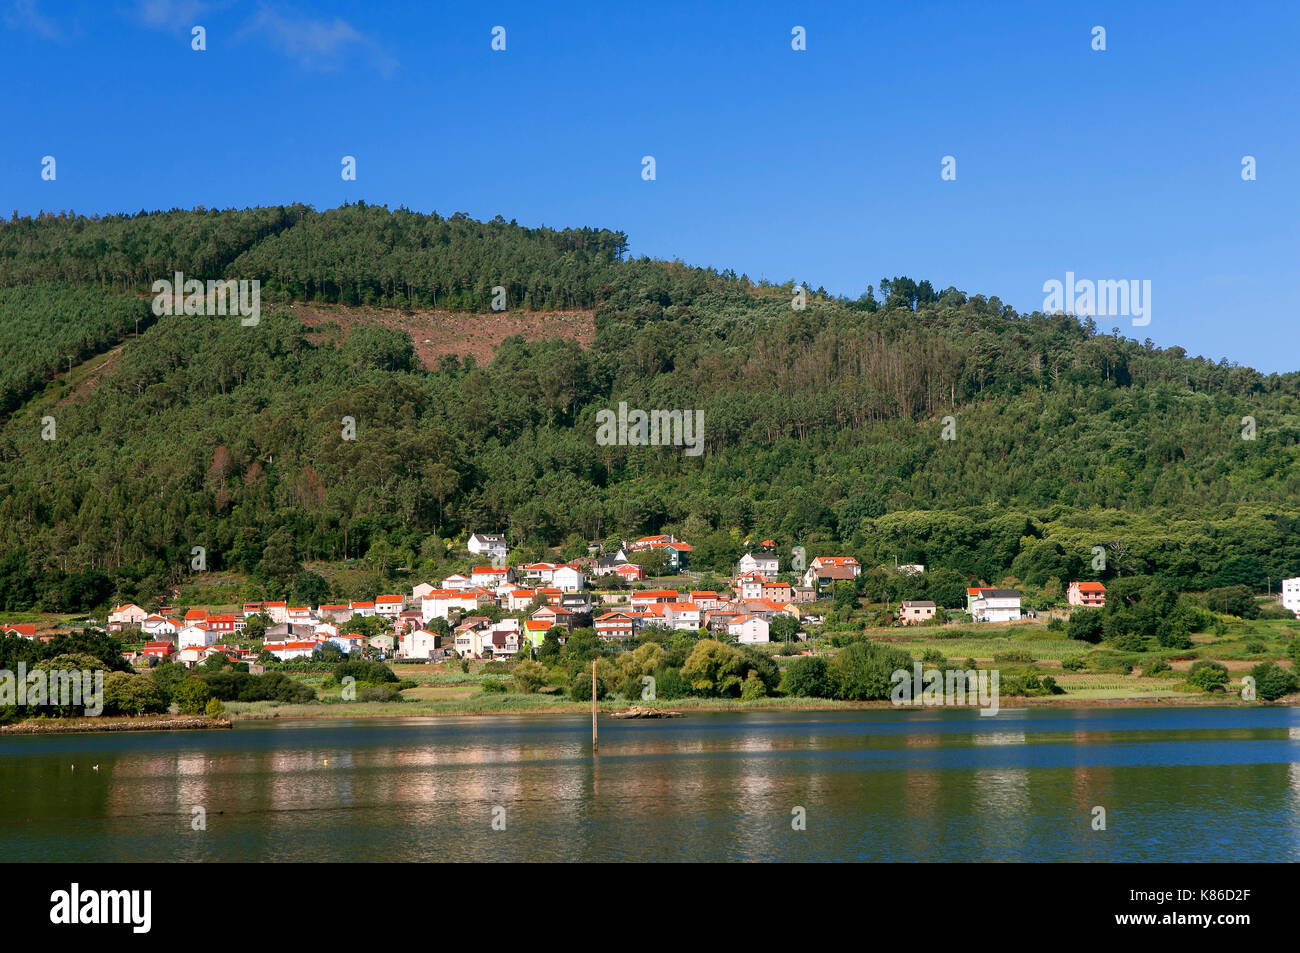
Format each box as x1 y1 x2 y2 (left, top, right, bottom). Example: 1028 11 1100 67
290 303 595 369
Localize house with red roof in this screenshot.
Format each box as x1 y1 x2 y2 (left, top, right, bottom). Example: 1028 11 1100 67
593 611 637 641
107 603 148 631
375 594 405 619
1067 582 1106 608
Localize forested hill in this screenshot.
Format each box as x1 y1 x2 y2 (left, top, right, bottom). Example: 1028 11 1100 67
0 204 1297 612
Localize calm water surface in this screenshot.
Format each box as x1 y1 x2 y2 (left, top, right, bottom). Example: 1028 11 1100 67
2 707 1299 861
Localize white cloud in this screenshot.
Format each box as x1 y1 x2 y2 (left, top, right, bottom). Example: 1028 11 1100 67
4 0 63 40
134 0 210 30
245 5 396 75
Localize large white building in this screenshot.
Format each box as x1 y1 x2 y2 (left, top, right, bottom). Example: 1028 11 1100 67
967 587 1022 623
467 533 508 560
738 553 780 576
1282 577 1300 618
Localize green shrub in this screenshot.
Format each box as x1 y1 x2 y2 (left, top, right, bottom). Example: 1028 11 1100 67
1187 659 1229 692
779 656 831 698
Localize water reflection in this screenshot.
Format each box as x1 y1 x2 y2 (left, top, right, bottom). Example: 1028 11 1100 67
1 708 1298 861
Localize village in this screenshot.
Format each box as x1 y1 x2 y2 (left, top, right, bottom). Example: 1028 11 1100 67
13 529 1275 673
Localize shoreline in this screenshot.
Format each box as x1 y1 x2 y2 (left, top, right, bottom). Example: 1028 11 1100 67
6 693 1296 734
224 692 1294 722
0 715 232 735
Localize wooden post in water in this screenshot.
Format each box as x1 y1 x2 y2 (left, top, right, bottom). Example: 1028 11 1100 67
592 658 598 751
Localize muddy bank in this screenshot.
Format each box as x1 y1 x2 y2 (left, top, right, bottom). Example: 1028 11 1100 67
0 715 232 735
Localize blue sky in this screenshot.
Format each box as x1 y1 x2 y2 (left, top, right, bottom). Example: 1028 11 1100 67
3 0 1297 373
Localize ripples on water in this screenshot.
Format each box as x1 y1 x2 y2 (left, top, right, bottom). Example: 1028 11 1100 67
2 708 1298 861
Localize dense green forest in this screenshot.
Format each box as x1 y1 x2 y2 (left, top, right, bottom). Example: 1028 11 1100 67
0 204 1297 612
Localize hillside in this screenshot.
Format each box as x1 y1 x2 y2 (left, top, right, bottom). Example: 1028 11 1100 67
0 204 1298 611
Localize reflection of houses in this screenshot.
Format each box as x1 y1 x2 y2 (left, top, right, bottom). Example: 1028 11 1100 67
899 600 936 625
1067 582 1106 608
967 588 1022 623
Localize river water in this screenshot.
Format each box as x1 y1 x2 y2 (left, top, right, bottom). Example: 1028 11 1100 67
2 707 1298 861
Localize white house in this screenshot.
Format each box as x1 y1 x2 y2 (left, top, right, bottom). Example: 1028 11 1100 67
375 595 405 620
737 572 766 601
177 645 218 668
1282 577 1300 618
263 639 320 662
178 623 218 649
663 602 701 630
421 589 491 624
349 601 376 618
552 566 584 592
738 553 779 576
441 574 471 590
467 533 508 560
522 563 559 583
400 628 441 660
141 615 177 638
967 588 1022 623
728 614 770 644
897 564 925 576
469 566 514 588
